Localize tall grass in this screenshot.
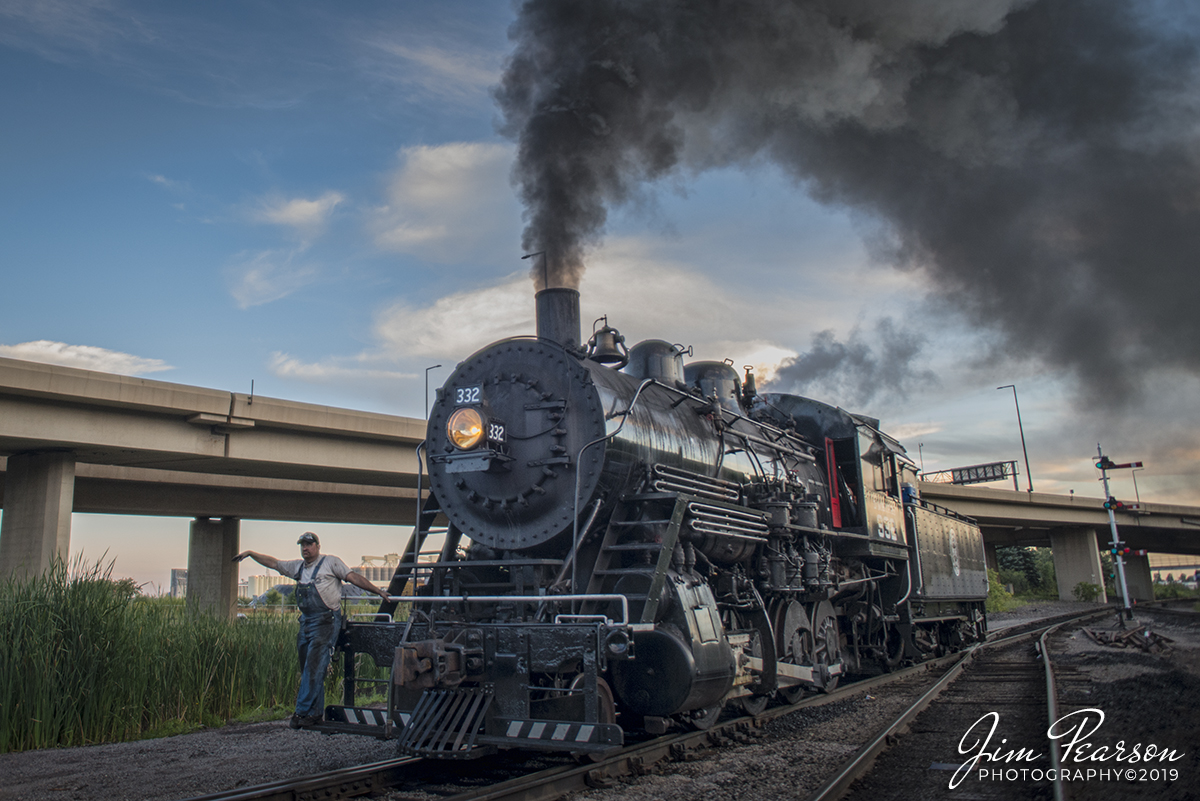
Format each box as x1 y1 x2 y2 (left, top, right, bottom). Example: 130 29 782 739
0 559 303 753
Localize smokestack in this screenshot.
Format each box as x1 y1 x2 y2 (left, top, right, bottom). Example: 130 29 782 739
535 287 581 350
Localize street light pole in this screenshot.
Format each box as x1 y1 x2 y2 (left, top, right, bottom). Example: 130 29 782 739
522 250 548 289
425 364 442 420
997 384 1033 493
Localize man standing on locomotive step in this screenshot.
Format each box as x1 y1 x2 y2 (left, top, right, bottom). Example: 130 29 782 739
234 532 390 728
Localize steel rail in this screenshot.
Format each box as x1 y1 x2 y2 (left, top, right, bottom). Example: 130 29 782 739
1041 621 1067 801
178 647 962 801
805 607 1113 801
182 607 1126 801
402 656 965 801
1136 603 1200 620
179 755 423 801
437 652 972 801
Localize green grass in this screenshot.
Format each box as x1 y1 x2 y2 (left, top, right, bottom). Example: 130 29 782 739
0 559 313 753
1153 582 1200 601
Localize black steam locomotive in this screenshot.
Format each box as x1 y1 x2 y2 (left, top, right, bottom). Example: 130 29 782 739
325 288 987 758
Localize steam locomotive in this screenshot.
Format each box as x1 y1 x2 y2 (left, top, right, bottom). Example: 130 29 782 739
324 288 987 758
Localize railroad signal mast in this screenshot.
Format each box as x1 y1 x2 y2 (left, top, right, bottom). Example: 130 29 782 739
1095 445 1143 621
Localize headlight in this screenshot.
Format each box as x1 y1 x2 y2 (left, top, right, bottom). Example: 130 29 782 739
447 407 485 449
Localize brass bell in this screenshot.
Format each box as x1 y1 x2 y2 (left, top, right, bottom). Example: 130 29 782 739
587 316 629 367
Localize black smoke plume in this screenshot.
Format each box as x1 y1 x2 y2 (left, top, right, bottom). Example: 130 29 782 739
496 0 1200 401
772 319 935 409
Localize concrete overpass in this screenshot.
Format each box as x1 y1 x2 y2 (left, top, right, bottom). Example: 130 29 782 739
0 355 426 614
920 482 1200 602
3 354 1198 614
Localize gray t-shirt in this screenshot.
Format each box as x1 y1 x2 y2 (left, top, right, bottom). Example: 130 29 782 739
276 555 351 612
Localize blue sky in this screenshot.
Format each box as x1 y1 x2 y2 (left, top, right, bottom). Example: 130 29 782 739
2 1 1196 589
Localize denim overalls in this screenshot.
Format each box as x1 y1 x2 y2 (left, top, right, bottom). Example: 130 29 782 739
293 557 340 719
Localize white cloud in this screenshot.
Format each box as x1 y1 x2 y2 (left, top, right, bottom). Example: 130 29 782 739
262 231 1200 503
269 353 415 383
887 421 944 441
226 248 318 309
362 237 843 371
0 340 173 375
362 38 500 103
371 142 521 262
375 272 535 359
253 191 345 238
145 173 187 192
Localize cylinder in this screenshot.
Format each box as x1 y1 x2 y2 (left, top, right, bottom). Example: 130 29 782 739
535 288 581 350
793 501 819 529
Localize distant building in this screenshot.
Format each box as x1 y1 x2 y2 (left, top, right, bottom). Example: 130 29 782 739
355 554 402 588
170 568 187 599
248 574 294 597
1148 553 1200 575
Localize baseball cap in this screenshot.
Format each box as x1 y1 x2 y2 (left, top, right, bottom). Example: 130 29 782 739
297 532 319 545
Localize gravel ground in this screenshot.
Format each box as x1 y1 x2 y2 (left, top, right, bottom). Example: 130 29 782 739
987 598 1109 631
0 599 1179 801
0 720 398 801
1048 606 1200 800
561 677 943 801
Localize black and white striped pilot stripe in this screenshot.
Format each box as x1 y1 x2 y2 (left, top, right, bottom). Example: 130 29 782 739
502 720 600 744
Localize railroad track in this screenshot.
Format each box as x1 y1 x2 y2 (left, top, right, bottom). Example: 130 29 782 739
817 607 1114 801
180 607 1124 801
181 648 971 801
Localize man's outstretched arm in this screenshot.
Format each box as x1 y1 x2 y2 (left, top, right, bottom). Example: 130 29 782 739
234 550 280 571
345 570 390 600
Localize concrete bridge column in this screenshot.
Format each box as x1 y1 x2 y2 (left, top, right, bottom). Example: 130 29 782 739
1050 526 1106 602
0 451 76 579
1122 553 1155 603
187 516 240 617
984 542 999 573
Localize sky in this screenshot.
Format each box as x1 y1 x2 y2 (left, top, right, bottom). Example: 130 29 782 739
1 1 1198 591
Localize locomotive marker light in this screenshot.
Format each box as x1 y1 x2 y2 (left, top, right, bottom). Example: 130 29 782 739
1095 444 1143 621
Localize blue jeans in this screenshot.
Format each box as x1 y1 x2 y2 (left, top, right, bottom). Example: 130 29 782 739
295 610 340 718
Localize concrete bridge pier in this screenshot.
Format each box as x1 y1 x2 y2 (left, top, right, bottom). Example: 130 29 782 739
188 516 240 618
1050 526 1107 602
1122 553 1155 602
0 451 76 579
984 541 999 573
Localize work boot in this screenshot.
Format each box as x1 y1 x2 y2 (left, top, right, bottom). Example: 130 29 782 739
288 714 303 729
299 714 322 728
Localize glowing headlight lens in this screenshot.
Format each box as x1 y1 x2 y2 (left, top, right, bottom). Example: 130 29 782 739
447 407 485 449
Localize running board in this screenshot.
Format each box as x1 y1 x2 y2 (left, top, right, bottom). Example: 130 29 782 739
318 705 408 739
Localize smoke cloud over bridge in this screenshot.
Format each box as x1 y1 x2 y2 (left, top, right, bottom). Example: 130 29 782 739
497 0 1200 405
